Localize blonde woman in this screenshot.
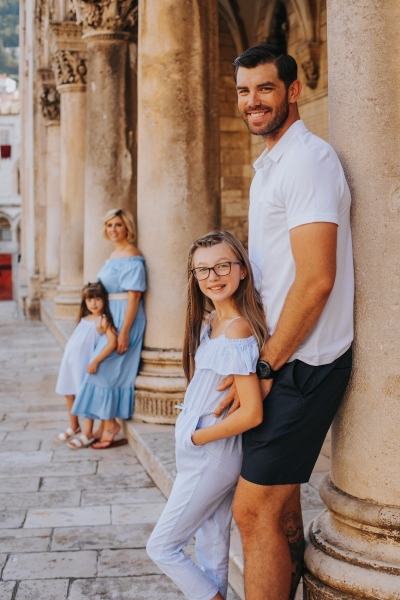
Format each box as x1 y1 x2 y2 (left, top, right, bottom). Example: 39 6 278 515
71 208 146 449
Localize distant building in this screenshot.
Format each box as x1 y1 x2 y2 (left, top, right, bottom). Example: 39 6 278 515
0 106 21 301
0 74 20 115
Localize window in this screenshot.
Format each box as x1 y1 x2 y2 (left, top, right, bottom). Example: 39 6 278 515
0 129 12 159
0 130 10 145
0 217 12 241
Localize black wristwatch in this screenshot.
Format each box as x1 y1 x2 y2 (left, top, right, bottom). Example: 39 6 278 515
256 360 278 380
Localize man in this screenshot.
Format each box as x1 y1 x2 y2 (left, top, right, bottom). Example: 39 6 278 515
215 45 354 599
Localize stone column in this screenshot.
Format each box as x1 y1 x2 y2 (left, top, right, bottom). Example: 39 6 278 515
134 0 220 422
44 122 61 283
304 1 400 598
50 22 87 319
38 69 61 289
72 0 138 282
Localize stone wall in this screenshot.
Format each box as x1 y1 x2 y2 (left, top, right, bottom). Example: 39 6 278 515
218 14 252 246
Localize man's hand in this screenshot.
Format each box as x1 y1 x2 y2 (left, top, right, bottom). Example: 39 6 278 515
259 378 273 400
214 375 241 417
213 374 274 418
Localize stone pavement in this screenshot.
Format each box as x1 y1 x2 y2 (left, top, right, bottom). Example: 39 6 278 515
120 418 329 600
0 300 330 599
0 302 241 600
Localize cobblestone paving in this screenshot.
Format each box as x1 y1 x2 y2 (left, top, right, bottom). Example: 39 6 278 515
0 302 240 600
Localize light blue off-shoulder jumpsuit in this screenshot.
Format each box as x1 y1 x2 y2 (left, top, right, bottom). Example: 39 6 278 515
147 319 259 600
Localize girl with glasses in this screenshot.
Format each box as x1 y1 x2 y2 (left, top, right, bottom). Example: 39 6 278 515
147 230 268 600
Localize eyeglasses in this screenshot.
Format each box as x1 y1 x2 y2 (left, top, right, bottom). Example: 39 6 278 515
191 261 242 281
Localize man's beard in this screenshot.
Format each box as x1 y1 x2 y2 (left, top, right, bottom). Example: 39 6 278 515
243 94 290 138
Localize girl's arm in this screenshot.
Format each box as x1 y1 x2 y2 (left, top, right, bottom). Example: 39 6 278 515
87 320 117 374
191 372 263 445
117 291 142 355
192 318 263 445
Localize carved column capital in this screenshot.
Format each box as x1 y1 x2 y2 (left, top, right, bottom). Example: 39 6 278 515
49 21 87 91
296 42 321 90
38 69 60 122
72 0 138 40
52 50 87 88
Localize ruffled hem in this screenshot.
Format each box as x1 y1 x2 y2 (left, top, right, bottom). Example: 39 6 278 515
71 383 134 420
195 332 259 376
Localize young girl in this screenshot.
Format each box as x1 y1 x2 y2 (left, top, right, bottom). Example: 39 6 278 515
147 230 268 600
55 281 117 449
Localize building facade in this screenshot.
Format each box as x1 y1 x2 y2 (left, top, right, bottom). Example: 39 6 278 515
0 85 21 302
18 0 400 598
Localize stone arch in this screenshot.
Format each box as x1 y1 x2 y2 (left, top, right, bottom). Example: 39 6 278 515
218 0 248 53
11 215 21 240
218 5 252 245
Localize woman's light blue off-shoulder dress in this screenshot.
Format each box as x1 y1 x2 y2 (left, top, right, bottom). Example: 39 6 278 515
72 256 146 420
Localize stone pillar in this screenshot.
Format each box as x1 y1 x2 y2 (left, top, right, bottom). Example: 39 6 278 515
134 0 220 422
37 69 60 287
72 0 138 282
50 22 87 319
304 1 400 598
44 122 61 283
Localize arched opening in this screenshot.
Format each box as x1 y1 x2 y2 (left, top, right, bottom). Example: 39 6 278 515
0 216 12 242
266 1 289 51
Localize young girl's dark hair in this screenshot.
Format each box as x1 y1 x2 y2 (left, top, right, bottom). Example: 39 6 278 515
183 230 269 382
77 280 114 330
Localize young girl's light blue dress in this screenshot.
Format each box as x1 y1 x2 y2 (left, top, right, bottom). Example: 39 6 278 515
56 318 101 396
147 319 259 600
72 256 146 421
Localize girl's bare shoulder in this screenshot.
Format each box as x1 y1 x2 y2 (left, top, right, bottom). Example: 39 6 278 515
225 318 253 340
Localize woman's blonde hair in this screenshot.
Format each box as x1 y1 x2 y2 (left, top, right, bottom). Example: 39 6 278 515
182 230 268 382
103 208 136 243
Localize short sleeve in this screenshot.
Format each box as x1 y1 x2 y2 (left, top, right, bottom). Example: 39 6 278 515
283 143 342 230
120 259 147 292
195 335 259 376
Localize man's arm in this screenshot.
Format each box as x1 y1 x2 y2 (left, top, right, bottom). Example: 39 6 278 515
262 221 337 369
215 221 337 413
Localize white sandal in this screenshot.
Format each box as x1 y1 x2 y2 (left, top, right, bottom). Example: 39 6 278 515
67 433 95 450
55 427 81 443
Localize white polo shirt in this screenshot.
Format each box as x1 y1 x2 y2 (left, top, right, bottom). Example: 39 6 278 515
248 120 354 366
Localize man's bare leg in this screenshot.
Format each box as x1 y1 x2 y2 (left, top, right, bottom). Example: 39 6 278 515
233 477 298 600
282 486 303 599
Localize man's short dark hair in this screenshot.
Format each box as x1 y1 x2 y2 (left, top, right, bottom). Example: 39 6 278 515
233 44 298 89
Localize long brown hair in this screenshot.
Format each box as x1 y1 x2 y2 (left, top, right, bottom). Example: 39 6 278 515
182 230 268 382
77 280 115 330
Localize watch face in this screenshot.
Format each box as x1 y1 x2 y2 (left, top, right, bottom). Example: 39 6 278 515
257 361 271 379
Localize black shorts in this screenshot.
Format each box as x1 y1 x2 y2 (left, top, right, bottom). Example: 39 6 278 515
241 346 352 486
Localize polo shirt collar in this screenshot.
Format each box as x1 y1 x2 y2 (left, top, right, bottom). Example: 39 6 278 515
253 119 307 170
